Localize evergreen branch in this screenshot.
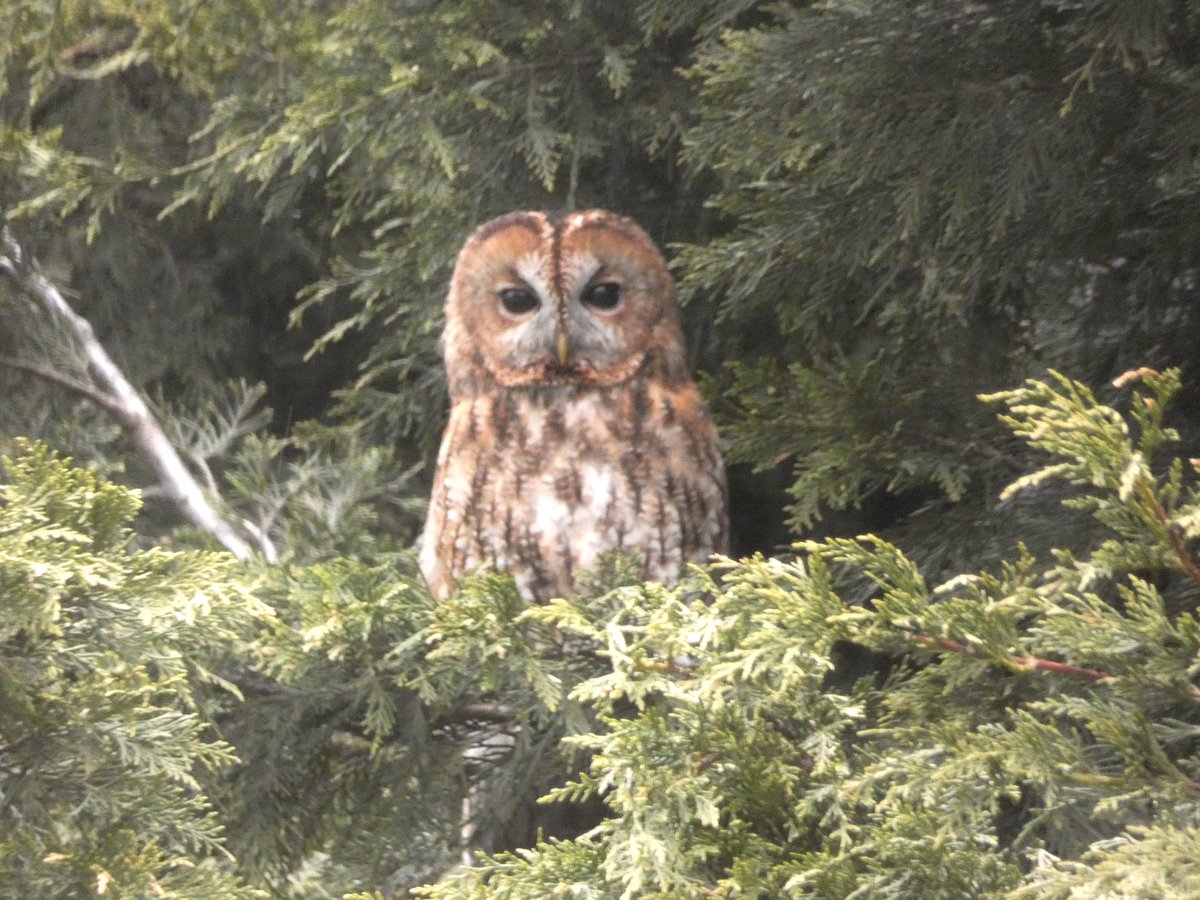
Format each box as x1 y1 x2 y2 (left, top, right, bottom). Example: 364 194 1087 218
1164 522 1200 591
441 702 518 724
905 632 1200 700
632 656 696 677
932 436 1025 471
0 356 126 417
491 56 603 75
908 632 1108 680
1065 771 1200 796
0 225 257 561
225 673 307 698
1116 370 1200 590
1141 483 1200 592
0 734 33 756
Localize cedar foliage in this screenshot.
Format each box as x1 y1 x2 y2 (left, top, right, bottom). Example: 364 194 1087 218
0 442 265 898
422 368 1200 897
3 0 1200 896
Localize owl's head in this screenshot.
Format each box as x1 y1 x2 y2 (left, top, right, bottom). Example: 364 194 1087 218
442 210 689 397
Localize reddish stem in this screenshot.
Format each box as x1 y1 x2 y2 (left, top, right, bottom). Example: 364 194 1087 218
1149 494 1200 591
906 632 1200 699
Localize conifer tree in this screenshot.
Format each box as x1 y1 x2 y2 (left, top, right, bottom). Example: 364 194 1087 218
0 442 265 898
3 0 1200 896
417 369 1200 896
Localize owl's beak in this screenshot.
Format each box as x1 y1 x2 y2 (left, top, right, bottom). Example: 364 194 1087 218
556 331 571 367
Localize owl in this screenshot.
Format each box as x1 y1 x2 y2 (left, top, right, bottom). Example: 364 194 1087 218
420 209 728 604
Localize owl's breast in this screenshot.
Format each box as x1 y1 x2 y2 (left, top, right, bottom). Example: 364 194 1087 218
420 379 727 602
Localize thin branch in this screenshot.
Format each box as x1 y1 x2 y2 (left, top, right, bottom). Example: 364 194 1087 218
0 355 126 417
1165 524 1200 590
629 655 697 677
933 436 1027 472
1141 482 1200 591
0 733 34 756
441 702 518 724
225 673 308 699
1064 770 1200 795
491 56 603 75
908 632 1107 680
0 224 256 561
905 632 1200 701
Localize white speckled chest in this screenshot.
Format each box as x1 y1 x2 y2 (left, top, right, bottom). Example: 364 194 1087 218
420 377 727 603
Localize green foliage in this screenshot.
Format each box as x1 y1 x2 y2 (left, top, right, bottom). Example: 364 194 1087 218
0 441 604 896
5 0 1200 896
215 417 425 563
7 0 1200 558
208 552 459 894
419 369 1200 897
203 555 646 893
678 0 1200 554
0 441 266 898
716 358 973 530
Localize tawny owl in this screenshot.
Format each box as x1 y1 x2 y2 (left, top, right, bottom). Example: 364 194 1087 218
420 209 728 604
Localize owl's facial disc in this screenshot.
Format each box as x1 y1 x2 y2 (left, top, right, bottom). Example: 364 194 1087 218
444 210 687 396
484 279 644 388
478 250 643 387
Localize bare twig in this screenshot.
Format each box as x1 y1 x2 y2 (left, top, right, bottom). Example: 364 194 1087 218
442 702 518 724
933 436 1027 471
0 224 256 560
0 355 126 417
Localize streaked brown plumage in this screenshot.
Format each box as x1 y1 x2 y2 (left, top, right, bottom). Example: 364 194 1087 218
420 209 728 603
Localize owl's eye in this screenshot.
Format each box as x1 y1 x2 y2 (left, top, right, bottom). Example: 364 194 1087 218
498 287 540 315
582 281 621 311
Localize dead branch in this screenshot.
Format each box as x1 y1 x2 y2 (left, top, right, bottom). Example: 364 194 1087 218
0 355 127 417
0 224 258 561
